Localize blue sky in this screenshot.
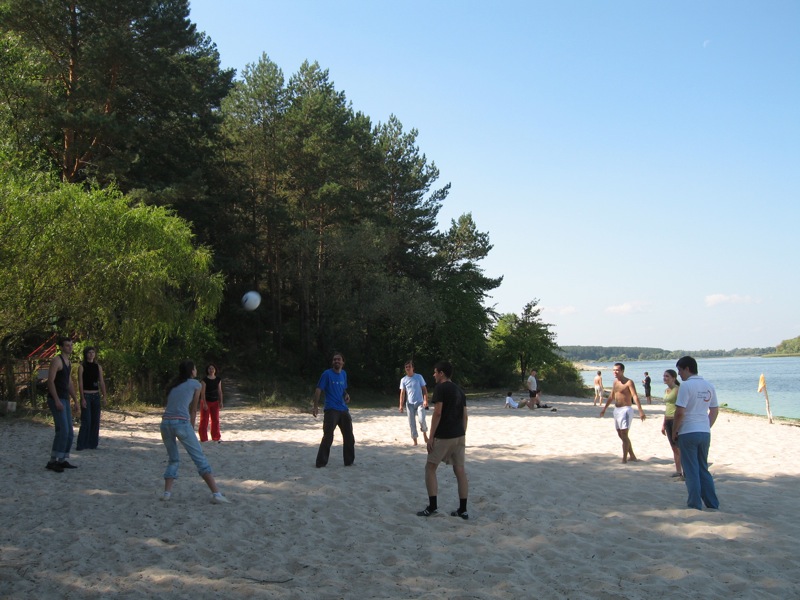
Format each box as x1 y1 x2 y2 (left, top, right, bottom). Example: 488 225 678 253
189 0 799 351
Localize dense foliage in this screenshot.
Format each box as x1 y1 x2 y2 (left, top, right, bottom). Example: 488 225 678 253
0 164 223 401
775 335 800 355
1 3 569 403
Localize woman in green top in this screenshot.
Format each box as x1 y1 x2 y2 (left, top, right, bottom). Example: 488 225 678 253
661 369 682 478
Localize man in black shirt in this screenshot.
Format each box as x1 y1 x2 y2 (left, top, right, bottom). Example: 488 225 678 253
416 361 469 520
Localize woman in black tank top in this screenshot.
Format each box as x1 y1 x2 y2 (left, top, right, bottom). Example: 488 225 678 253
77 346 107 450
199 364 224 442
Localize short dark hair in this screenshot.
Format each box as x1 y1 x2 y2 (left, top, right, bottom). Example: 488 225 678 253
676 356 698 374
614 362 625 371
58 337 72 347
434 360 453 379
404 360 414 368
332 351 344 361
206 363 218 375
82 346 96 361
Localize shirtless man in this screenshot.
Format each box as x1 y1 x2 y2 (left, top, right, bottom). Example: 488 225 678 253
593 371 604 406
600 363 645 463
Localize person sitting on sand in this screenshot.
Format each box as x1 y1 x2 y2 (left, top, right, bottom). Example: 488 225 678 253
505 392 530 409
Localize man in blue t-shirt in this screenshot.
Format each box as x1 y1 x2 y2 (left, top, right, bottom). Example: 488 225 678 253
313 352 355 467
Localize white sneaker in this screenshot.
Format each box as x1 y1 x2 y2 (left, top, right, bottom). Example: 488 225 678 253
211 493 231 504
161 492 171 501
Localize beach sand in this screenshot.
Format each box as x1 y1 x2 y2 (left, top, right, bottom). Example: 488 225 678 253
2 394 799 599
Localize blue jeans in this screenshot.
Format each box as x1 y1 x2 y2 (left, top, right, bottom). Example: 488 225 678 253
678 432 719 510
406 402 428 439
76 392 102 450
47 395 74 460
160 419 212 479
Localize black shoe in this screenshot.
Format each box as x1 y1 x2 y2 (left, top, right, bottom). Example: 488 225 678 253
416 507 437 517
450 510 469 520
59 461 78 469
46 461 64 473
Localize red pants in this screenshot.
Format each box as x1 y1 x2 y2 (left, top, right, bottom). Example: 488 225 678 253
199 401 221 442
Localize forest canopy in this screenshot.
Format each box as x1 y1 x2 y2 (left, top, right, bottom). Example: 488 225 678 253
0 1 581 402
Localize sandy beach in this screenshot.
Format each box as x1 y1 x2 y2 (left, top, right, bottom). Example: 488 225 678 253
2 393 799 599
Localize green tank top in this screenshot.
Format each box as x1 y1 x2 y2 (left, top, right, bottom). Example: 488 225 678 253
664 387 678 418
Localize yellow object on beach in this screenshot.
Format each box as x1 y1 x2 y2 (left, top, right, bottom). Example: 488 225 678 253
758 373 766 393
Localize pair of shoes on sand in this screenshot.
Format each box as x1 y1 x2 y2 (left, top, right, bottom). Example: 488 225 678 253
416 507 469 520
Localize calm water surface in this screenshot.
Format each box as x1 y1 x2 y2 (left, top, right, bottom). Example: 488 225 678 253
580 356 800 419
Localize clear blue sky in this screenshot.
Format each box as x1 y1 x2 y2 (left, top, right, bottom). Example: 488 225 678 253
189 0 799 351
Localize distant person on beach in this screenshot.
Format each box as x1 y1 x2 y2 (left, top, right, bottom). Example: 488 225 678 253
199 364 224 443
399 360 429 446
417 361 469 520
505 391 530 409
76 346 107 451
600 363 646 463
526 369 542 408
593 371 604 406
661 369 682 479
673 356 719 510
642 372 652 404
46 337 78 472
313 352 355 467
160 359 230 504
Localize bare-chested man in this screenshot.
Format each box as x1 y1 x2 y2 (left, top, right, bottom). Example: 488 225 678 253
593 371 604 406
600 363 645 463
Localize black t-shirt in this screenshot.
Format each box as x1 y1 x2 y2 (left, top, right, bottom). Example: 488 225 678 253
203 377 222 401
433 380 466 439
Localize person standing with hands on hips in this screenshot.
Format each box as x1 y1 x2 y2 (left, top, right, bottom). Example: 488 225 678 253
313 352 355 467
76 346 107 451
399 360 429 446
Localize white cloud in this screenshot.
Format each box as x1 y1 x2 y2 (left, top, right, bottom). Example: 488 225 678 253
606 301 647 315
705 294 759 308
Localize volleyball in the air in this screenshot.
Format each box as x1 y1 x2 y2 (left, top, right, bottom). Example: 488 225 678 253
241 291 261 311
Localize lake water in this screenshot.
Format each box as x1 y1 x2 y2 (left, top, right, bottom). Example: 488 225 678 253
579 356 800 420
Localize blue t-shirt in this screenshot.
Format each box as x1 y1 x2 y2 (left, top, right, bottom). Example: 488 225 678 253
317 368 348 411
163 379 202 420
400 373 427 405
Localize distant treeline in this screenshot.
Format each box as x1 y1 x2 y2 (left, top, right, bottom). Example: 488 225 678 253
559 346 777 362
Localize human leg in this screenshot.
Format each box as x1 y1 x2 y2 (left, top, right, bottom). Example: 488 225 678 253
160 420 182 481
88 393 102 448
416 403 428 442
76 397 92 451
209 402 221 441
315 409 338 467
338 410 355 466
678 433 703 509
175 420 213 476
696 433 719 509
665 419 682 474
198 405 210 442
406 402 419 442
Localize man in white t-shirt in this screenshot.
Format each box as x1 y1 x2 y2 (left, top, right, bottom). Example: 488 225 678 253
672 356 720 510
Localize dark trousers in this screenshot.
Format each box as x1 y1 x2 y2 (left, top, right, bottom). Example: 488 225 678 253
316 409 355 467
76 392 101 450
